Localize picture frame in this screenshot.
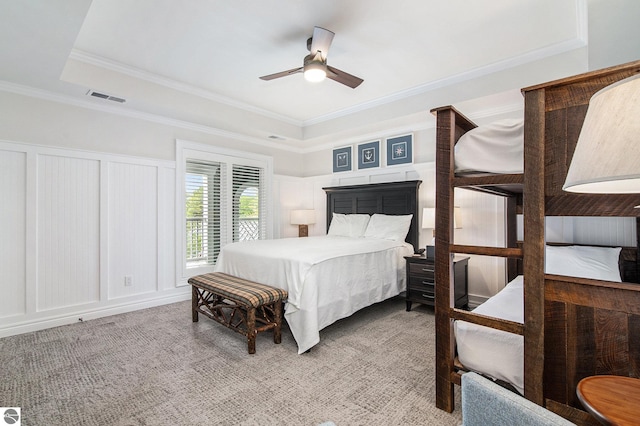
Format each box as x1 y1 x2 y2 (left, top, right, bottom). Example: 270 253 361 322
332 146 352 173
386 134 413 166
357 140 380 170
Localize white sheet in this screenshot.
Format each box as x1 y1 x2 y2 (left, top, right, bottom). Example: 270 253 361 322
454 275 524 394
454 118 524 174
214 236 413 354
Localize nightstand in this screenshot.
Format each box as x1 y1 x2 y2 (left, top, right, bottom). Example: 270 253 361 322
404 255 469 311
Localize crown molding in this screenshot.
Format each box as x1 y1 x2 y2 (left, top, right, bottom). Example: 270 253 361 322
0 79 523 156
70 3 587 133
0 80 306 154
301 101 523 154
302 33 587 127
69 49 303 127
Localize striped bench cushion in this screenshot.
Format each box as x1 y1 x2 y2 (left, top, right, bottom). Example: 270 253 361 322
188 272 287 308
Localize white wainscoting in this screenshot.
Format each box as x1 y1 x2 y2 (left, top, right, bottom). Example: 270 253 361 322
0 141 187 338
37 154 101 311
0 149 27 318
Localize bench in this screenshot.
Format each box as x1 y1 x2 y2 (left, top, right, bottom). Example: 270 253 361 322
188 272 288 354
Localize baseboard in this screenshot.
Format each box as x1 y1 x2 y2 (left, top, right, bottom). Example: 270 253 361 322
0 288 191 338
467 294 489 310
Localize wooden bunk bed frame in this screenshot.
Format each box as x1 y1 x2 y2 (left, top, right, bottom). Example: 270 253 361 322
433 60 640 424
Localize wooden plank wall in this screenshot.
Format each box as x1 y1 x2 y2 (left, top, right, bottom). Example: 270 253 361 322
544 276 640 410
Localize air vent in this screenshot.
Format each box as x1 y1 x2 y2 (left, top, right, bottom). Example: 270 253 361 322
86 90 126 103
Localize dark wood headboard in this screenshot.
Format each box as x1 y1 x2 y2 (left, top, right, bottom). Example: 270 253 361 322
323 180 422 252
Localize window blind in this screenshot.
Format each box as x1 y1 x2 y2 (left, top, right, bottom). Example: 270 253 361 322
184 160 266 269
185 160 223 267
232 164 265 242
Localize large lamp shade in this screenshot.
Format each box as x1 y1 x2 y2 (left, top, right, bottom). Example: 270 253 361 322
563 73 640 194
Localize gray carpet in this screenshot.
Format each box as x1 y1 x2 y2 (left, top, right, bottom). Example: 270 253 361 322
0 296 461 425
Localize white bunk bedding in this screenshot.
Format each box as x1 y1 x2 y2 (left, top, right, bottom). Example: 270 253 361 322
454 275 525 394
454 244 623 394
454 118 524 174
215 235 413 354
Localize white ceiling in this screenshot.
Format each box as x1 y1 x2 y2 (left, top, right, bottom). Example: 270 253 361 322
1 0 589 150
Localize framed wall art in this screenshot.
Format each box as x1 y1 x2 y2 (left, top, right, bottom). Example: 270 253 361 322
357 140 380 170
332 146 352 173
386 134 413 166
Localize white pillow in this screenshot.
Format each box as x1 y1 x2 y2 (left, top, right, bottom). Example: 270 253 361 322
363 213 413 241
327 213 371 237
545 245 622 282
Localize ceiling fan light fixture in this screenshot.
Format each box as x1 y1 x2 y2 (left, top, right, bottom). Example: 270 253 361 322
259 27 363 88
303 60 326 83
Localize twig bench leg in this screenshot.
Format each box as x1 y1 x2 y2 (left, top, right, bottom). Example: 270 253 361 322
192 285 199 322
247 307 256 354
274 301 282 344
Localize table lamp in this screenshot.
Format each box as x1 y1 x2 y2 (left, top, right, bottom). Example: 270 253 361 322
422 207 461 258
291 209 316 237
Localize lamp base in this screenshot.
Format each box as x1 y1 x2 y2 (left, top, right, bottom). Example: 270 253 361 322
426 245 435 260
298 224 309 237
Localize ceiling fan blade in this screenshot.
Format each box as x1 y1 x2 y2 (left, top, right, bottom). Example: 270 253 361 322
310 27 334 60
327 66 364 89
259 67 303 81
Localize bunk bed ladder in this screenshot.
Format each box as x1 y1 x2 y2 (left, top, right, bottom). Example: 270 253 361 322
433 106 525 413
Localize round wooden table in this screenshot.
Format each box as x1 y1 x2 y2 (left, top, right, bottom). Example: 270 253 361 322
576 375 640 425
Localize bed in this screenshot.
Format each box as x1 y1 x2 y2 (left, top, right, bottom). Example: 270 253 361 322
215 180 421 354
454 244 627 397
433 59 640 423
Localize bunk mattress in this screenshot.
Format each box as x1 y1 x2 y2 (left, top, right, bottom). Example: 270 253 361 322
215 235 413 354
454 275 525 394
454 118 524 174
454 244 623 395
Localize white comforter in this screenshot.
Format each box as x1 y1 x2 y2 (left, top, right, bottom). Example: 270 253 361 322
454 275 524 394
215 236 413 354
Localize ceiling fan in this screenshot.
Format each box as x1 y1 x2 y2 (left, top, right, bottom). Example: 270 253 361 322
259 27 364 89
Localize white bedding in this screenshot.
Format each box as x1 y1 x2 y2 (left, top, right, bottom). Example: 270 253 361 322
453 244 624 395
454 118 524 174
454 275 524 394
214 235 414 354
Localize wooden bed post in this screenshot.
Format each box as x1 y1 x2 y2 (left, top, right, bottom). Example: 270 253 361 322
434 107 456 412
522 87 546 406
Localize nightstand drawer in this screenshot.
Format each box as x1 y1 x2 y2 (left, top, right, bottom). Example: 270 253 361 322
408 275 434 291
408 262 435 278
404 255 469 311
407 289 435 303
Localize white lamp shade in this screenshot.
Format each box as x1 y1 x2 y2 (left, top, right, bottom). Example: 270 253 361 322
291 209 316 225
563 73 640 194
422 208 435 229
422 207 461 229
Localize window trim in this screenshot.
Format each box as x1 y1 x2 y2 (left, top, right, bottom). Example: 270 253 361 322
176 139 273 285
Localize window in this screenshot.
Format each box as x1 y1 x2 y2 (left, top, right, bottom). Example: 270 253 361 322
185 160 221 268
232 164 265 242
177 141 272 282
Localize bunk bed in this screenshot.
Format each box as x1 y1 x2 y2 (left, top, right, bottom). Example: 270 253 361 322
433 60 640 424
